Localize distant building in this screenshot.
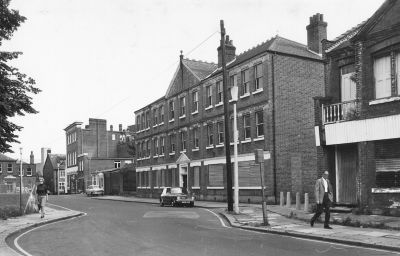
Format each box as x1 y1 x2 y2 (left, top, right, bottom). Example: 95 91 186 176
35 147 51 176
316 0 400 215
0 152 37 193
42 151 66 194
64 118 135 194
134 16 326 202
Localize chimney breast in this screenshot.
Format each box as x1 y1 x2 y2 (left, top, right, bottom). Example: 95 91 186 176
110 125 113 131
30 151 34 164
306 13 327 54
217 34 236 68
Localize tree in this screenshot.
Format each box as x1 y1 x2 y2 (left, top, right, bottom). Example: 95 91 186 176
0 0 40 153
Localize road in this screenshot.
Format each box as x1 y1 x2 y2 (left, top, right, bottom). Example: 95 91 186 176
9 195 400 256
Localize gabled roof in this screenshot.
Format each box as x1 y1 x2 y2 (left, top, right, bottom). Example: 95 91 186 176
182 59 217 80
232 36 322 66
0 154 16 162
47 154 66 169
325 21 368 53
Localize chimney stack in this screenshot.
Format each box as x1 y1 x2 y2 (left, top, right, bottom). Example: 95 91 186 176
217 34 236 68
110 125 113 131
47 149 51 155
30 151 34 164
119 124 122 132
306 13 327 54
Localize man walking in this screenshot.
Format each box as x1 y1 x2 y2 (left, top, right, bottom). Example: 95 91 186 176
310 171 333 229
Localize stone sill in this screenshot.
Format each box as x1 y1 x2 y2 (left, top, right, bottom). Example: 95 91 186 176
205 105 213 111
371 188 400 193
240 93 250 99
215 102 223 107
369 96 400 105
252 89 263 95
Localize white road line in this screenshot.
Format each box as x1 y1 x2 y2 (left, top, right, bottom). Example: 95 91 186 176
202 209 230 228
13 203 87 256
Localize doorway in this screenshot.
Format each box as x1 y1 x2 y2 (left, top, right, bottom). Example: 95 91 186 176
335 144 358 204
179 165 188 192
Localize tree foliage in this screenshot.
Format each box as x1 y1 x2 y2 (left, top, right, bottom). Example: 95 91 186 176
0 0 40 153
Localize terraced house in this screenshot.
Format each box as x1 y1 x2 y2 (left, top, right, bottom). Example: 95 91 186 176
316 0 400 215
135 16 326 203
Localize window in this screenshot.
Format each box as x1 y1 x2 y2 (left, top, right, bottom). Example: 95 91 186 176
375 139 400 188
193 127 199 149
160 137 165 155
229 74 237 101
208 164 223 187
154 138 159 155
256 111 264 137
192 91 198 113
180 96 186 117
374 56 391 99
254 63 263 91
112 134 116 140
60 170 65 177
169 134 175 153
26 167 32 176
153 108 158 125
114 161 121 168
193 166 200 187
180 131 186 151
341 65 356 102
216 81 223 104
0 164 2 173
169 100 175 120
243 114 251 140
136 115 141 131
159 105 164 123
146 110 150 128
397 53 400 95
146 141 150 157
207 124 214 146
241 69 249 95
141 115 145 130
217 122 224 144
79 160 84 171
206 85 212 107
7 163 12 173
141 142 145 158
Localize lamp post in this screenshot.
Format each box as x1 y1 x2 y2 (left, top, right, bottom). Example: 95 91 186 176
19 147 23 215
57 162 60 196
230 85 240 214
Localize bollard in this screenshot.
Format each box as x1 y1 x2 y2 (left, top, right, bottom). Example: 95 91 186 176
304 193 309 212
296 192 301 210
286 192 291 207
280 191 284 206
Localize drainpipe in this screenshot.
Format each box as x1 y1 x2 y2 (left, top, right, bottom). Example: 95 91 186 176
271 53 277 204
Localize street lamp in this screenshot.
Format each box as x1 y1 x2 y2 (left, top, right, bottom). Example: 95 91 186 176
230 85 240 214
19 147 23 215
57 162 60 196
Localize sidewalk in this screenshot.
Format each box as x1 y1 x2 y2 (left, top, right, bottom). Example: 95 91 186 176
0 206 82 256
95 195 400 252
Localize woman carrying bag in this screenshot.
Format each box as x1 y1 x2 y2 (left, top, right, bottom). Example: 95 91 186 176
36 177 49 218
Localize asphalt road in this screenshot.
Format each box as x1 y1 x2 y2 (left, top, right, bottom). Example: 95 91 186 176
10 195 400 256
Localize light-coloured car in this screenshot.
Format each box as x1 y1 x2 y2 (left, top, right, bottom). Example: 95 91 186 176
86 185 104 196
160 187 194 207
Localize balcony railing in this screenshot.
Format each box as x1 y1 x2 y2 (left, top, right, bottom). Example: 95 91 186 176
322 100 359 124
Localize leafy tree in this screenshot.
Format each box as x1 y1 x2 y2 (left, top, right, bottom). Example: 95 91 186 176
0 0 40 153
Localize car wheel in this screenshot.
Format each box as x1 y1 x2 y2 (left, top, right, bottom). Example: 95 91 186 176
171 200 176 207
190 202 194 207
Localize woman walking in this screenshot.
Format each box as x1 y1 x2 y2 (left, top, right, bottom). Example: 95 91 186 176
36 177 49 218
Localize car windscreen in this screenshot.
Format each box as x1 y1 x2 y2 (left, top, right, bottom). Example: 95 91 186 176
171 188 182 194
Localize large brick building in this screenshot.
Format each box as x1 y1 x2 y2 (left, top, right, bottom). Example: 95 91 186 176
42 151 66 194
134 16 326 203
0 152 37 193
316 0 400 215
64 118 135 194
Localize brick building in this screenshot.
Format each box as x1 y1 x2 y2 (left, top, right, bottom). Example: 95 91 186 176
315 0 400 215
134 17 325 203
64 118 135 194
0 152 37 193
42 151 66 194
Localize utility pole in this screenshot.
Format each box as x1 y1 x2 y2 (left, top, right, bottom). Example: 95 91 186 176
19 147 23 215
220 20 233 212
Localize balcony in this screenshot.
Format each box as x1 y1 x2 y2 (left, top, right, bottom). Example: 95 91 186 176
322 100 359 124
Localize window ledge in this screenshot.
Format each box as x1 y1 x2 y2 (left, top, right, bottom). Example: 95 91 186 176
241 139 252 144
191 186 200 189
254 136 264 141
207 186 224 190
180 150 187 153
206 145 214 150
159 122 164 126
253 89 263 95
159 154 165 157
179 115 186 119
169 119 175 123
192 111 199 115
240 93 250 99
216 144 224 148
205 105 213 111
153 155 158 159
169 152 175 156
192 148 199 152
371 188 400 193
215 102 223 107
153 124 158 128
144 128 150 131
369 96 400 105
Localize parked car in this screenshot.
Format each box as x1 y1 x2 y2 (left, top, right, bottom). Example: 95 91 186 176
86 185 104 196
160 187 194 207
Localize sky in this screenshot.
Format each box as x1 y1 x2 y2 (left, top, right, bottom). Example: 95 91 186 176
3 0 383 162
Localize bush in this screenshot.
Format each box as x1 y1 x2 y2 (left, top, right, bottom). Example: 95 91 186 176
0 205 22 220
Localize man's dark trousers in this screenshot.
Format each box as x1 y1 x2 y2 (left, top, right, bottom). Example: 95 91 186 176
311 192 331 227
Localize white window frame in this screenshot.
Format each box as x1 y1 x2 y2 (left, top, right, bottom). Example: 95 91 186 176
207 124 214 146
216 81 223 104
192 91 198 113
193 127 199 149
206 85 212 107
241 69 249 95
169 100 175 120
256 111 264 137
341 71 357 102
374 56 391 99
114 161 121 168
254 63 263 91
180 96 186 117
243 114 251 140
217 122 224 144
7 163 12 173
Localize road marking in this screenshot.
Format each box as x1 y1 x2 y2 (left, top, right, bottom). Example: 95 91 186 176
13 203 87 256
143 211 199 219
202 209 229 228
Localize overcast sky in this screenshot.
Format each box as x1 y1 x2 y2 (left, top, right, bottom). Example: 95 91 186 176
4 0 383 162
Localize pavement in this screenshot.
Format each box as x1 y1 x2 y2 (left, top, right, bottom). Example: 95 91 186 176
1 195 400 255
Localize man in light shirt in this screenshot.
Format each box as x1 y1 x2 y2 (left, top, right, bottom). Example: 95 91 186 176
310 171 333 229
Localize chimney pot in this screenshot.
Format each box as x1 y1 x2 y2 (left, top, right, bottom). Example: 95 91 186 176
119 124 122 132
30 151 34 164
217 34 236 68
110 125 113 131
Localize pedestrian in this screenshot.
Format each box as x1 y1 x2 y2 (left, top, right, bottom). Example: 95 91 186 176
310 171 333 229
36 177 49 218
